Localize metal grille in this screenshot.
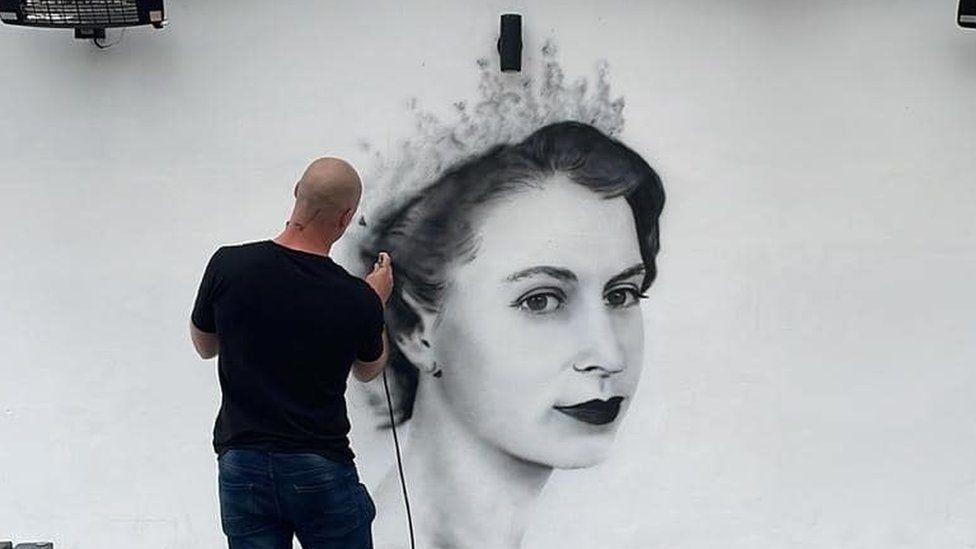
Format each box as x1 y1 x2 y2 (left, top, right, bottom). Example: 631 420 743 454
21 0 139 26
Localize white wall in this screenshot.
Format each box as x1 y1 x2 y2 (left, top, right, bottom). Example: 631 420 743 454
1 1 975 547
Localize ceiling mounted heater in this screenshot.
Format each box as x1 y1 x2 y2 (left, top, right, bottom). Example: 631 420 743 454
0 0 165 39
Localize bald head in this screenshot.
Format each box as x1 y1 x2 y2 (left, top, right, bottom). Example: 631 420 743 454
274 157 364 253
295 157 362 211
289 158 363 235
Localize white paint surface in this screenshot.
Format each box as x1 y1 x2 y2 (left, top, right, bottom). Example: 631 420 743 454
1 1 974 547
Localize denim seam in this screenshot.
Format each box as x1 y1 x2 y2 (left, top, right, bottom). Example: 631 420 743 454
269 454 283 518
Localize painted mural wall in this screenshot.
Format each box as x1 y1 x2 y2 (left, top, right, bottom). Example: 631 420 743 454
1 1 975 548
338 46 664 548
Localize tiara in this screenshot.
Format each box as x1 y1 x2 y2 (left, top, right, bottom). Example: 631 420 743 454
357 41 626 222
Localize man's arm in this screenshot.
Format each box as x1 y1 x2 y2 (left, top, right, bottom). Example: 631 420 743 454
351 330 389 382
190 248 222 360
190 321 219 359
353 252 393 382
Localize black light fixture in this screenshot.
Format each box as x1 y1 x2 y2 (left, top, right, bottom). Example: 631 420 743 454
497 13 522 72
961 0 976 28
0 0 165 39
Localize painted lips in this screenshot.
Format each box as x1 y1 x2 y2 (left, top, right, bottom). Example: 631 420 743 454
554 396 625 425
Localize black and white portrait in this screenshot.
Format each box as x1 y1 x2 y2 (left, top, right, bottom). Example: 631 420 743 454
345 46 665 548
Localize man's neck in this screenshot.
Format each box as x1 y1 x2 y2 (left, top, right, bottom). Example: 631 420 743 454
273 225 333 257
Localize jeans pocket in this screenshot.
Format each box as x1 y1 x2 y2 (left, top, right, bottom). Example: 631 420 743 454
218 479 259 536
218 454 266 537
290 472 362 538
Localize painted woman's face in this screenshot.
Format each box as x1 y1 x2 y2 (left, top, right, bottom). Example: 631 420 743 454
429 173 646 468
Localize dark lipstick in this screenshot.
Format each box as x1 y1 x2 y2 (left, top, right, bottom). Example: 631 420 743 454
554 396 624 425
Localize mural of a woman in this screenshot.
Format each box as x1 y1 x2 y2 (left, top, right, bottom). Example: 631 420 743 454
356 120 665 548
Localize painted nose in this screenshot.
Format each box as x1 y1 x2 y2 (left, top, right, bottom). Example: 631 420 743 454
572 362 624 378
573 309 625 377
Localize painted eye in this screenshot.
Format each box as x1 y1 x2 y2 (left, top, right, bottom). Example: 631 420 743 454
517 292 563 314
605 288 641 308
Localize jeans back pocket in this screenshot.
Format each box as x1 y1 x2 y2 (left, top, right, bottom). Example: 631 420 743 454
289 469 362 538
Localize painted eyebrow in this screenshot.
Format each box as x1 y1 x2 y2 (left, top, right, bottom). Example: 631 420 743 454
504 266 578 283
604 264 646 288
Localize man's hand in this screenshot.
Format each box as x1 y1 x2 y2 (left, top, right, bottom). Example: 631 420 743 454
365 252 393 305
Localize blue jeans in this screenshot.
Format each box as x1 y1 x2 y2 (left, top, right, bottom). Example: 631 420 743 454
217 449 375 549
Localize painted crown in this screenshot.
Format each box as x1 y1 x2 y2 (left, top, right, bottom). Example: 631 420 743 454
358 41 627 220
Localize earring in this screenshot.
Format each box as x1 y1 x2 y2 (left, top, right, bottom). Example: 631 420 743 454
431 361 442 378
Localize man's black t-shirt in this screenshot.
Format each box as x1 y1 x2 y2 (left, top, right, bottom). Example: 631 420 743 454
191 240 384 463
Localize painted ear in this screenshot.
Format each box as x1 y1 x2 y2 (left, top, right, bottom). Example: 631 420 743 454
395 290 438 375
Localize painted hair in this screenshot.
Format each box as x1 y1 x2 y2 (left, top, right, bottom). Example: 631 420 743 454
359 121 665 424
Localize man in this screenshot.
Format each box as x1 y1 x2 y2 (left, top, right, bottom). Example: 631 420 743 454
190 157 393 549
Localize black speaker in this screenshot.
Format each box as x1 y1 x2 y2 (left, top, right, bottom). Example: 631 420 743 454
497 13 522 72
960 0 976 28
